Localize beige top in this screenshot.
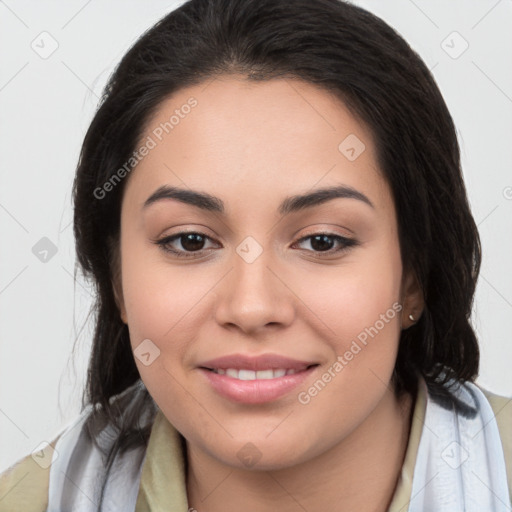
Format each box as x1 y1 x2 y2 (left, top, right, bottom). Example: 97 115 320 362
1 380 511 511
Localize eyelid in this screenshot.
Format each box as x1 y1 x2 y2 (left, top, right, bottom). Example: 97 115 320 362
293 222 355 238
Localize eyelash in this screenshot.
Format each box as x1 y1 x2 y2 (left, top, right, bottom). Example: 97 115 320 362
154 231 359 259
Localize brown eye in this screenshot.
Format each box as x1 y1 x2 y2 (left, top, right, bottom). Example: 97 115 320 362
293 233 358 256
309 234 336 251
179 233 207 251
155 231 218 258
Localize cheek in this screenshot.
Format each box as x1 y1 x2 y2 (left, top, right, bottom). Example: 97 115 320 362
298 242 402 343
120 238 211 342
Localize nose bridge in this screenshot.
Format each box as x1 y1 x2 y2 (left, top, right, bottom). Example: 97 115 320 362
214 235 294 332
232 235 278 302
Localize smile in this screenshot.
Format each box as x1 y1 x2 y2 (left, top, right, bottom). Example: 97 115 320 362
199 364 319 404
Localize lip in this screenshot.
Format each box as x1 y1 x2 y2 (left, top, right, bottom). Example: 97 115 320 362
197 353 319 404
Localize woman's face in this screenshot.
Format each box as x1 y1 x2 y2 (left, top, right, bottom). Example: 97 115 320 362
116 75 419 469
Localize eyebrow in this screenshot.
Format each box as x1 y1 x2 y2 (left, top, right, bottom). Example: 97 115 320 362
142 184 374 215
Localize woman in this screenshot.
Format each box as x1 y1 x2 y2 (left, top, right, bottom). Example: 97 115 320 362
1 0 510 510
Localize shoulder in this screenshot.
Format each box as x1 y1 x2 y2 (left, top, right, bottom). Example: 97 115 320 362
477 383 512 495
0 432 61 512
0 402 94 512
0 381 156 511
479 385 512 416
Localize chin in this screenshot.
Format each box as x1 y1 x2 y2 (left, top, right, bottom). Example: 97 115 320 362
205 434 321 472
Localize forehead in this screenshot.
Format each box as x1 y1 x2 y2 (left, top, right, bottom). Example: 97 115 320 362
123 75 390 216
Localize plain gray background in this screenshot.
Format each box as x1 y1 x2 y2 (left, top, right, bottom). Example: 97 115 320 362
1 0 511 473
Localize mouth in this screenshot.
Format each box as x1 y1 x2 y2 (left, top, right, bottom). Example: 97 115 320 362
198 363 320 404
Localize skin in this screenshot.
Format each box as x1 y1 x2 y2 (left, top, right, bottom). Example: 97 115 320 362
114 75 424 512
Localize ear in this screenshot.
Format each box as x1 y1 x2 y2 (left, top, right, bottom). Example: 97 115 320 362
400 266 424 330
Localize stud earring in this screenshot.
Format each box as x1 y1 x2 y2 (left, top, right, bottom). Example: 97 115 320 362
408 314 415 322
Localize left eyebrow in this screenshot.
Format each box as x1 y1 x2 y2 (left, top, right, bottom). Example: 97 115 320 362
142 184 374 215
278 185 374 215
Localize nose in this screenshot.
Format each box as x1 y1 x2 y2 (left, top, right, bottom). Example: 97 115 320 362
213 242 295 336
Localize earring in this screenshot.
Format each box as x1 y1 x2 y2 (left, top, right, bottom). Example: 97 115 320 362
408 314 415 322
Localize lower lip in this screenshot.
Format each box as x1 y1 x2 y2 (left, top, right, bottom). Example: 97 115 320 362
199 366 318 404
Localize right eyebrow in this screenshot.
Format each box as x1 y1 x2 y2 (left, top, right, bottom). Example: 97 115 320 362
143 185 224 213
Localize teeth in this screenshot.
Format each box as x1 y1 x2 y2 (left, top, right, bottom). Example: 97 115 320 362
211 368 302 380
238 370 256 380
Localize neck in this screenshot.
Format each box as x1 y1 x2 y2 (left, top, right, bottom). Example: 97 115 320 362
186 387 414 512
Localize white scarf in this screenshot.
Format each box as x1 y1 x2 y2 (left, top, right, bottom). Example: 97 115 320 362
408 378 511 511
46 378 511 511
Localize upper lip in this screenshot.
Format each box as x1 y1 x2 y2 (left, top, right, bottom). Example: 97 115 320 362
198 353 318 371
